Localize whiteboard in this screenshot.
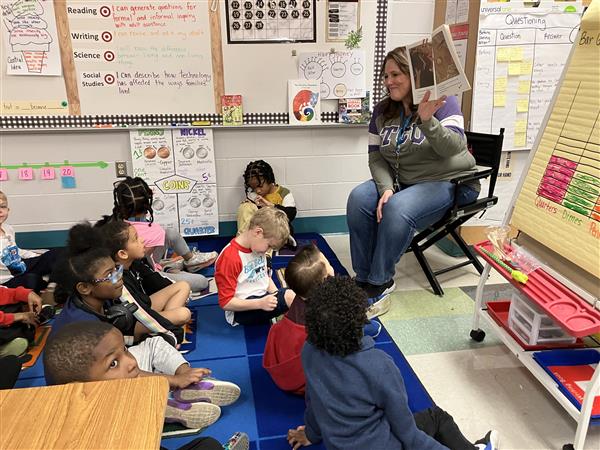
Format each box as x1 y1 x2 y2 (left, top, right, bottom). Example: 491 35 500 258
1 0 377 121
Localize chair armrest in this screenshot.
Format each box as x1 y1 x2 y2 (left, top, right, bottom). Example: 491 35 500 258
450 166 493 185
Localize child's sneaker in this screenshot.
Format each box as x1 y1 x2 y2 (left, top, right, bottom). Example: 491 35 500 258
366 294 392 319
165 399 221 429
184 250 218 272
222 432 250 450
160 257 185 272
475 430 500 450
0 337 28 358
173 378 241 406
363 319 382 338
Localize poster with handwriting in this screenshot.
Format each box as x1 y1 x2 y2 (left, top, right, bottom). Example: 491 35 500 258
68 1 214 114
130 128 219 237
1 0 61 75
298 50 365 99
512 1 600 279
471 3 582 150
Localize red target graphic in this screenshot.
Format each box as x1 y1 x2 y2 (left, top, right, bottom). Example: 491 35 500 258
101 31 113 42
104 74 115 85
100 6 111 17
103 50 115 62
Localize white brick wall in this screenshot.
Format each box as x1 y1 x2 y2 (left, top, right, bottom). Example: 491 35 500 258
386 0 435 52
0 127 370 232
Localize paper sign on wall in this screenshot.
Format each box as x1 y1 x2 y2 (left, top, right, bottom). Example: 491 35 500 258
130 128 219 237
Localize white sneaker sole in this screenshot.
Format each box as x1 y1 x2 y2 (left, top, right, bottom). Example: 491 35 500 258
165 402 221 429
366 295 392 319
176 380 241 406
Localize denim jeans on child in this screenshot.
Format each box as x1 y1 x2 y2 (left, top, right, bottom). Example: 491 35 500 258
347 179 479 286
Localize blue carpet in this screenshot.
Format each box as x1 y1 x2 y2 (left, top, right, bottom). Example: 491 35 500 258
15 233 433 450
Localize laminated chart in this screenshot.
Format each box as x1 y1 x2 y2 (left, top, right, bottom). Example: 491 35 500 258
471 4 582 150
130 128 219 237
512 2 600 279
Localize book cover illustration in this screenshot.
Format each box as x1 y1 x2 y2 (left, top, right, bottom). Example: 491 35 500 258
406 24 470 103
288 79 320 125
221 95 243 126
339 91 370 124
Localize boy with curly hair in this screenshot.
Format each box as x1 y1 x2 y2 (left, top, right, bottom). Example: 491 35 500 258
287 276 499 450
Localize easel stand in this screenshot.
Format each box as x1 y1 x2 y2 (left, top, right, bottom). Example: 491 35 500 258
467 3 600 447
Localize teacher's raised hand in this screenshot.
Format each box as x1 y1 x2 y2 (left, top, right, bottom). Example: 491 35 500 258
417 90 447 122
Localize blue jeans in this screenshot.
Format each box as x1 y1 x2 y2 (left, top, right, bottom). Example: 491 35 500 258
347 180 479 286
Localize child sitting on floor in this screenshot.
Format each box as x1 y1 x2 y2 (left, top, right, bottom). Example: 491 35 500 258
111 177 216 293
215 207 295 326
44 321 241 432
263 245 382 395
237 160 297 244
95 218 192 327
287 277 499 450
0 190 62 292
51 222 183 345
262 244 333 395
0 285 42 357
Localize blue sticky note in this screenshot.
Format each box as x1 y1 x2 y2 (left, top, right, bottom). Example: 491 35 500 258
61 176 76 189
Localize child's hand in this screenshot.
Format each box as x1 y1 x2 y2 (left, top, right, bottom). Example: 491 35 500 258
288 425 311 449
170 365 211 389
27 292 43 314
259 294 278 311
255 195 274 208
13 312 39 326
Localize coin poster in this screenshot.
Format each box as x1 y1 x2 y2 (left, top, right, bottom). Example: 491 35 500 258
129 128 219 236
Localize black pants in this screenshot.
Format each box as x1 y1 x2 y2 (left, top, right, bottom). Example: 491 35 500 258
2 248 63 292
161 436 221 450
414 406 477 450
0 355 22 389
233 289 289 326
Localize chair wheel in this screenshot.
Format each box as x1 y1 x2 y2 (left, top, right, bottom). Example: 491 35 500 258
470 329 486 342
562 445 574 450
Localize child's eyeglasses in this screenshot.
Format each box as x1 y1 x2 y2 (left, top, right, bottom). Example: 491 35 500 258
91 264 124 285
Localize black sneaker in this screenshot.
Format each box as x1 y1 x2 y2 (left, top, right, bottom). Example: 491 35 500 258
365 279 396 299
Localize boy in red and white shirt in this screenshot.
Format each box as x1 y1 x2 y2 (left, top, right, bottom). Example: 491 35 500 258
215 208 296 326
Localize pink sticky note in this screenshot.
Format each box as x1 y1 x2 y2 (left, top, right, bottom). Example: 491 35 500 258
0 169 7 181
18 168 33 180
60 166 75 177
40 167 55 180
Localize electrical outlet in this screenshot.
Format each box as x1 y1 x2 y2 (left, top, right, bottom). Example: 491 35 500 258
115 161 128 178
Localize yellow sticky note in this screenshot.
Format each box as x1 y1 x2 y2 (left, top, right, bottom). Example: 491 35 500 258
494 93 506 107
520 61 532 74
514 133 526 147
509 47 523 61
496 48 510 62
518 80 531 94
494 77 507 92
508 62 521 76
517 99 529 113
515 120 527 134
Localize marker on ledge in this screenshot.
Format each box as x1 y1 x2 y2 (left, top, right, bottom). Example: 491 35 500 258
191 120 211 126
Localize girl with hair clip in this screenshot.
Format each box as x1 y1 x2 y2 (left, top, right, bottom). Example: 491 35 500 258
111 177 217 294
95 218 192 328
51 222 183 346
237 160 297 247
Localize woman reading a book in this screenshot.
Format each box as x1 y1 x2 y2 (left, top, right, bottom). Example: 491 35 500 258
346 46 480 301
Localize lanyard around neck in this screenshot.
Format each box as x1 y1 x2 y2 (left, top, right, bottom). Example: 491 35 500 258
395 110 413 153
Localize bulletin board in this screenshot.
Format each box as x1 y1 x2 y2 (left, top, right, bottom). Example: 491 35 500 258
470 2 583 151
511 1 599 281
0 0 383 128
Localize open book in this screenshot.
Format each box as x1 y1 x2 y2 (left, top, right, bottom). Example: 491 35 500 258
406 24 470 104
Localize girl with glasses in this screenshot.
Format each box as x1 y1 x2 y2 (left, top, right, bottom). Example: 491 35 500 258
51 222 183 346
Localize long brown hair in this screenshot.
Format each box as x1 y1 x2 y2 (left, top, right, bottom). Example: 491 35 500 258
378 47 417 121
